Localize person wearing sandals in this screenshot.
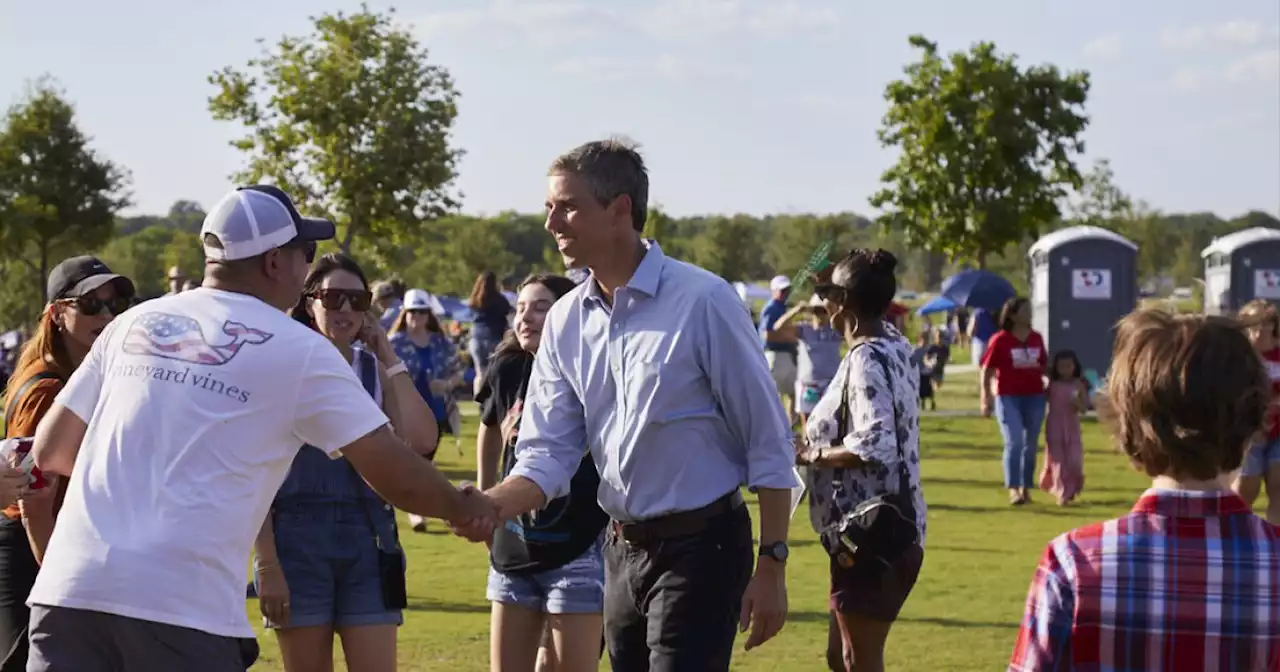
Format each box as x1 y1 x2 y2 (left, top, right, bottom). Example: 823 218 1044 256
253 253 439 672
979 297 1047 506
794 249 926 672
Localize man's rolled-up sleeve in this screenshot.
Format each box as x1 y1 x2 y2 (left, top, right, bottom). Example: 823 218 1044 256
698 284 800 490
507 315 588 503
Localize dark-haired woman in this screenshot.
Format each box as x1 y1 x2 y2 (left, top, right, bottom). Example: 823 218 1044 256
476 274 609 672
794 249 926 672
979 297 1048 506
0 256 135 671
468 271 512 393
388 289 463 533
252 253 438 672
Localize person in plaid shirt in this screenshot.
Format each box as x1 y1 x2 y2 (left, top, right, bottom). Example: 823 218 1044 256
1009 310 1280 672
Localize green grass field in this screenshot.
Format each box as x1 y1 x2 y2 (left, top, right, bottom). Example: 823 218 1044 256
242 361 1259 670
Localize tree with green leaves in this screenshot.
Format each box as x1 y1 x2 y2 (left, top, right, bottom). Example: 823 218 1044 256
208 4 462 264
870 35 1091 269
0 78 131 305
1067 158 1133 228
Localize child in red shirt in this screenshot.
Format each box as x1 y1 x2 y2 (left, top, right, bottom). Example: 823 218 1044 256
1232 299 1280 524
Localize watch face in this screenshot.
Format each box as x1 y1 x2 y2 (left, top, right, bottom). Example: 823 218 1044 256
764 542 789 562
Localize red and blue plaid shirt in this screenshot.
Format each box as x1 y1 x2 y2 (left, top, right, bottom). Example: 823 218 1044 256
1009 489 1280 671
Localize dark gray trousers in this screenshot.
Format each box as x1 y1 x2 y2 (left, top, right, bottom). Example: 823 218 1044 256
603 505 754 672
27 605 257 672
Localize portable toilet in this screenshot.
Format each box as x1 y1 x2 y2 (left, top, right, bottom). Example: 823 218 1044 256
1200 227 1280 316
1028 226 1138 379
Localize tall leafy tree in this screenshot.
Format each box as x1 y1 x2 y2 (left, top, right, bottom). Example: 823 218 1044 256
1067 158 1133 228
870 35 1091 268
208 4 462 263
0 78 131 302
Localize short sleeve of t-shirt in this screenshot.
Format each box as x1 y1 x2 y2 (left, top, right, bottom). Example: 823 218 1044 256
55 324 113 423
980 331 1007 369
478 355 531 428
292 340 391 456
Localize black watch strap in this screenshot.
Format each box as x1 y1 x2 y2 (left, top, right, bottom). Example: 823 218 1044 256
759 541 789 563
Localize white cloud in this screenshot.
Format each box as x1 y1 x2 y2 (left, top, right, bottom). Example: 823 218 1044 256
1081 35 1123 60
633 0 840 40
1226 48 1280 84
413 0 840 46
1161 20 1278 50
1171 68 1208 91
551 54 747 82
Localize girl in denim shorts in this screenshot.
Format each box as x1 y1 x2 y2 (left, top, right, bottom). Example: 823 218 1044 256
475 274 610 671
252 254 440 672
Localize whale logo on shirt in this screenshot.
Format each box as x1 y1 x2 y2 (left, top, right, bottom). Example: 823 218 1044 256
122 312 273 366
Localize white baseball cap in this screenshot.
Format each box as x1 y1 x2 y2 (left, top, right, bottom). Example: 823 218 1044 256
201 185 335 261
403 288 434 311
770 275 792 292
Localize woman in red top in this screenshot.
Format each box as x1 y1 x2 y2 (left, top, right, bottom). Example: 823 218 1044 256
979 297 1048 505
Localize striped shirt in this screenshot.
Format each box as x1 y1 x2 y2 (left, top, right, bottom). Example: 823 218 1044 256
1009 489 1280 671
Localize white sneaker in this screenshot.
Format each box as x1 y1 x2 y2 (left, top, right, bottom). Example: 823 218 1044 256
408 513 427 533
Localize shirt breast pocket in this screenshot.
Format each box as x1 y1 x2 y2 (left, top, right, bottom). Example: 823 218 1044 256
632 358 717 425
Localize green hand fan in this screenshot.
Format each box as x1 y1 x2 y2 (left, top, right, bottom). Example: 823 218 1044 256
791 240 834 290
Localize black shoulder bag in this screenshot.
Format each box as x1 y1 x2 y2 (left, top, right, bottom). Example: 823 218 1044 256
819 348 919 571
2 371 63 438
346 350 409 610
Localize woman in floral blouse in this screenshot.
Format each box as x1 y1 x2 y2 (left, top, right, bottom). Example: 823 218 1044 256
388 288 463 532
794 248 927 672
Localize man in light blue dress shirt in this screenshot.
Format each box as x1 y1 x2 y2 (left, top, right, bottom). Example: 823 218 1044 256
456 138 799 670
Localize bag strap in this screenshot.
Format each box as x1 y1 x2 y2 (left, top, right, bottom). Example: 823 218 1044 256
842 343 911 493
347 350 398 552
3 371 62 438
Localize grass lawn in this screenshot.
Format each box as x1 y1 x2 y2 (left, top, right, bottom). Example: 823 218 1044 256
243 363 1260 670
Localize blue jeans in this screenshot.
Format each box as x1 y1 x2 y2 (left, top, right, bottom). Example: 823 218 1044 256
995 394 1046 488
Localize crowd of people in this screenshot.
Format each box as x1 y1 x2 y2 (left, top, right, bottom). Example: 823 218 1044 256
0 139 1273 672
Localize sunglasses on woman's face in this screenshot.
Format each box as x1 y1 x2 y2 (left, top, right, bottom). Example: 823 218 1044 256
58 295 134 317
813 283 844 302
310 288 372 312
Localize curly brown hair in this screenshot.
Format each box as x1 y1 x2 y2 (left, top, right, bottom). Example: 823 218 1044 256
1099 310 1267 481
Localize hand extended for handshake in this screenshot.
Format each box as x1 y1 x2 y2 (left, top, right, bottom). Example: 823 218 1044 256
449 482 502 543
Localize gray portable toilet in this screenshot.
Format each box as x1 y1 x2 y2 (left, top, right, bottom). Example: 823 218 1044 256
1200 227 1280 315
1028 226 1138 379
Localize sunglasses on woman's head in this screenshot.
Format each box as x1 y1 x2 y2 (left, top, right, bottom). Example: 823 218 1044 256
310 288 372 312
58 295 134 317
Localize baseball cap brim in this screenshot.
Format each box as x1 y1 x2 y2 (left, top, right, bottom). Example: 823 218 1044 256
67 273 136 299
293 216 336 244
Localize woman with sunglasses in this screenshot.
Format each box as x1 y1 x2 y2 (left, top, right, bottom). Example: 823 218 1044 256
793 250 925 672
0 255 135 671
252 253 438 672
388 289 463 533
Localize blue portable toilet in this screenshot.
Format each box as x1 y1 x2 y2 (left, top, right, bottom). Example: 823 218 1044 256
1200 227 1280 316
1028 225 1139 380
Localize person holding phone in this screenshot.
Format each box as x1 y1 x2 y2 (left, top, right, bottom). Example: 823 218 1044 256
0 255 135 672
252 253 439 672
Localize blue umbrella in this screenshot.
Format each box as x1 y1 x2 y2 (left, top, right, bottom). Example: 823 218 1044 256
915 295 957 316
940 270 1016 314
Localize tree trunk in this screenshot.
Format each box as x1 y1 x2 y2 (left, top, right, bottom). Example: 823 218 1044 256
339 225 355 255
976 249 987 270
38 240 49 303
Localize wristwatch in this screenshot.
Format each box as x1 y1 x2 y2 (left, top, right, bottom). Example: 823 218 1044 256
759 541 790 564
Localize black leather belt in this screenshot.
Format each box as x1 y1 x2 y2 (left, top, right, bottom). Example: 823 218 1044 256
611 490 745 545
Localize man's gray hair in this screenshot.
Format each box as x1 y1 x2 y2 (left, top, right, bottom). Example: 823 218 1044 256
548 136 649 232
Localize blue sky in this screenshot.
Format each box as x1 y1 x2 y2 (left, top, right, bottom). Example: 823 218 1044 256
2 0 1277 219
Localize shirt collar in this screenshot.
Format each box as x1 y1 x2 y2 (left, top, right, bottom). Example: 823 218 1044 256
583 240 666 305
1131 488 1252 518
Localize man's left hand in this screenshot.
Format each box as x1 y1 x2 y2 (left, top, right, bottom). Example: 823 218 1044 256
739 559 787 651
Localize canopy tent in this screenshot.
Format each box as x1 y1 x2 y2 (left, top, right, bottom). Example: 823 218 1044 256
434 295 473 322
915 295 956 316
940 270 1016 314
733 282 773 304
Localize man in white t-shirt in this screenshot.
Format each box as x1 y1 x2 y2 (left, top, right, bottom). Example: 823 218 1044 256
26 185 496 671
